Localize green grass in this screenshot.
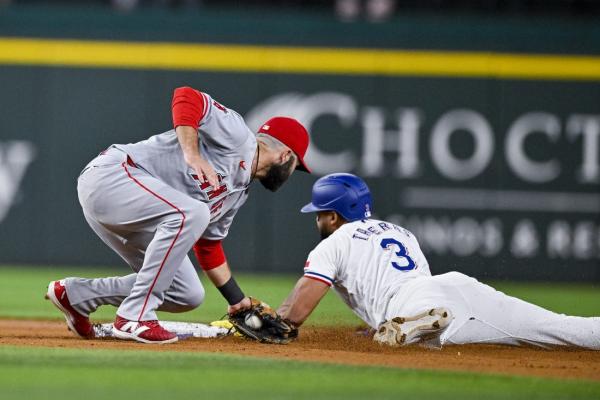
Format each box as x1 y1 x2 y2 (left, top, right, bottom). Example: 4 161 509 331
490 281 600 317
0 265 360 325
1 346 599 400
0 265 598 326
1 265 599 399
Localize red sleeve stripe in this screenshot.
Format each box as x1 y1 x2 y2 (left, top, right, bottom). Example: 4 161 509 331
193 238 226 270
303 275 333 287
303 271 334 286
172 86 208 130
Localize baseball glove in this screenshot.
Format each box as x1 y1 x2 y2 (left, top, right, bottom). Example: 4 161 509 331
228 297 298 344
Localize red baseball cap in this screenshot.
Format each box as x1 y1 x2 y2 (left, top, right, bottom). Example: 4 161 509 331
258 116 311 173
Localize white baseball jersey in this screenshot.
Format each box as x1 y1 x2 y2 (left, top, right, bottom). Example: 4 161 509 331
113 92 257 240
303 219 600 349
303 218 431 328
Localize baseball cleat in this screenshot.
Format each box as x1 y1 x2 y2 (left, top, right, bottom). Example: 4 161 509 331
45 280 95 339
374 307 453 347
113 315 178 344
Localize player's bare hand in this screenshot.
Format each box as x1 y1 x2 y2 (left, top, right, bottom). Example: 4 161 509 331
228 296 252 315
187 155 219 187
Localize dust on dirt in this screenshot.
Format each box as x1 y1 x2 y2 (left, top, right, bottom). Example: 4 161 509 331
1 319 599 381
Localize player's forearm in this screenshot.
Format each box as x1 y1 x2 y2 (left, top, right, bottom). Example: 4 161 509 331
278 278 328 326
280 297 315 327
277 294 293 316
277 279 303 317
277 286 299 316
176 125 202 165
204 262 248 309
176 125 218 187
203 261 231 287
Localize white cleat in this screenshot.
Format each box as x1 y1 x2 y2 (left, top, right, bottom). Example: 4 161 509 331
374 308 453 347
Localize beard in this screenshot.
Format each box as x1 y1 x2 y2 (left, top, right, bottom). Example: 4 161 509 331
319 229 331 240
259 157 295 192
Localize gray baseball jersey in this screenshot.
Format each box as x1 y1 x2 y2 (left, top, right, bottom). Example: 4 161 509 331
68 91 258 322
114 92 257 240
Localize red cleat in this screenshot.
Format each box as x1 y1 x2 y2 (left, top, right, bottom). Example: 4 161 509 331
113 315 178 344
45 280 95 339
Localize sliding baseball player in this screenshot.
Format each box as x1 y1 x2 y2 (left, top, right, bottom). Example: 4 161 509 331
275 173 600 349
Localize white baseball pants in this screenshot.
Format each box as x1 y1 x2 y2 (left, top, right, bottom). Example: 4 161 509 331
387 272 600 349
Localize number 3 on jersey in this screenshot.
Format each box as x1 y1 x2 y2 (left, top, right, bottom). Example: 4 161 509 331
380 238 416 271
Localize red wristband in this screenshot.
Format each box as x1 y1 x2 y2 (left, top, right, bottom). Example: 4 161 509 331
193 238 226 270
172 86 208 129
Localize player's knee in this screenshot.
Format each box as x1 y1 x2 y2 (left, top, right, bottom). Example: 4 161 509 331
185 204 210 237
161 284 205 313
184 284 205 310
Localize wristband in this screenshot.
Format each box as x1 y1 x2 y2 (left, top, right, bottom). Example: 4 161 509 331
217 277 245 305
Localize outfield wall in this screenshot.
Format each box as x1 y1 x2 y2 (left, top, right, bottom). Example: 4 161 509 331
0 7 598 281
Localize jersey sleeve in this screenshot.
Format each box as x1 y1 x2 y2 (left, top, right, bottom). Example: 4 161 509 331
193 238 226 270
172 86 209 129
172 87 251 152
303 237 340 287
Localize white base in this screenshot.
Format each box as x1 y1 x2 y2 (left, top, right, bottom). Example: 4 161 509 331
95 321 228 340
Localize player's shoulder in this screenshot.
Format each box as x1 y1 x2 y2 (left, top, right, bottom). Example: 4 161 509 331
332 222 360 240
208 98 251 131
308 227 348 256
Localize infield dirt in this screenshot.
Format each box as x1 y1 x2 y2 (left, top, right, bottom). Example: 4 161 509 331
1 319 599 381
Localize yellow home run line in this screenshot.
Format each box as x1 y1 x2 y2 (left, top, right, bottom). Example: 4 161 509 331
0 37 599 81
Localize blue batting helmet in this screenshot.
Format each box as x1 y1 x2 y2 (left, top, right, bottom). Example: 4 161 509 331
300 173 372 222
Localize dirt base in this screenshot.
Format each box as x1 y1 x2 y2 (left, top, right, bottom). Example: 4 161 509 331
1 319 599 381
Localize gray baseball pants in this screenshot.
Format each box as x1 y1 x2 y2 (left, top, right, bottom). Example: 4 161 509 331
68 148 210 321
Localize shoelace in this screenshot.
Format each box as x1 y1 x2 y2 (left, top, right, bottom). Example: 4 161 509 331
142 320 161 329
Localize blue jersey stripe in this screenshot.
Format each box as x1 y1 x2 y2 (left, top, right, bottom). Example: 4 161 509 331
304 271 334 284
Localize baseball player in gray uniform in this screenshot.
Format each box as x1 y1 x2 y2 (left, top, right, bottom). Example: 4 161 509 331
45 86 311 344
